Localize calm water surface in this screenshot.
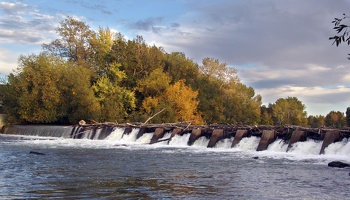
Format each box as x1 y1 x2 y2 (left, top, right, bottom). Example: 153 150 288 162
0 133 350 199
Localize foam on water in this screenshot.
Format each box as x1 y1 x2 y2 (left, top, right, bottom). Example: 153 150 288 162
168 134 191 147
2 128 350 164
105 127 124 141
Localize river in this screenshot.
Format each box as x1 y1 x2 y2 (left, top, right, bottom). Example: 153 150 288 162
1 127 350 199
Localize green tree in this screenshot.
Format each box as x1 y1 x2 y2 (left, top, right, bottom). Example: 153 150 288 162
9 54 62 123
58 63 100 124
223 83 261 125
92 63 136 122
196 58 237 123
196 74 226 123
346 107 350 126
1 54 100 124
137 68 171 98
121 36 164 89
260 105 273 125
89 27 114 76
307 115 325 128
199 57 238 85
272 97 307 126
43 16 94 66
164 52 200 85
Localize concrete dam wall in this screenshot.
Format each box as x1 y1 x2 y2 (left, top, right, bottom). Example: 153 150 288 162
1 123 350 154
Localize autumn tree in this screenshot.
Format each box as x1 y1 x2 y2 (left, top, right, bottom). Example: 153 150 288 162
43 17 94 66
272 97 307 126
139 78 203 124
2 17 268 125
307 115 325 128
7 54 63 123
1 54 100 124
325 111 346 128
163 80 203 124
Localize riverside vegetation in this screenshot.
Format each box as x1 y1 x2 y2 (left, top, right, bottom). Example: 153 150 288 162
0 17 349 127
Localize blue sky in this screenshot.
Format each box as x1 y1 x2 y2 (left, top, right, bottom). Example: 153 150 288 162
1 0 350 116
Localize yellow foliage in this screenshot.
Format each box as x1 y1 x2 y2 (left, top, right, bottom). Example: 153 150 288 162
141 97 160 114
164 80 203 124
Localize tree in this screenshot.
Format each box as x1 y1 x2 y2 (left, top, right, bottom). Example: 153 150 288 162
163 80 203 124
121 36 164 89
137 68 171 98
272 97 307 126
139 80 203 124
329 13 350 59
58 63 100 124
307 115 325 128
223 83 261 125
260 105 273 125
92 63 136 122
196 74 226 123
196 58 238 123
8 54 62 123
164 52 199 85
346 107 350 127
43 16 94 66
89 27 114 76
1 54 101 124
199 57 238 85
325 111 346 128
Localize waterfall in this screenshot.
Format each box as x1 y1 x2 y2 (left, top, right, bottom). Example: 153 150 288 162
1 125 350 158
2 125 73 138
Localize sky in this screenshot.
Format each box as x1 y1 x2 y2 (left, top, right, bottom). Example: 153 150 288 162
0 0 350 116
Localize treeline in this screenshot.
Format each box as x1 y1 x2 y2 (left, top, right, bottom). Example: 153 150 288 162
0 17 349 127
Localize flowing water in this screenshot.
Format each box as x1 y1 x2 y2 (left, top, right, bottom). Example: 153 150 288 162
1 127 350 199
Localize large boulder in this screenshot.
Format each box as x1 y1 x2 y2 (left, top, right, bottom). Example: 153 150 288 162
328 161 350 168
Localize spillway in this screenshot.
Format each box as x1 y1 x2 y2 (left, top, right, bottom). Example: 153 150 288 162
1 124 350 155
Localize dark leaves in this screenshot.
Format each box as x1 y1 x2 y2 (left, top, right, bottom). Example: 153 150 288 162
330 14 350 58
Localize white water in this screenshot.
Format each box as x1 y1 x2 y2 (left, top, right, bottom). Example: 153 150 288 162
3 127 350 164
101 128 350 163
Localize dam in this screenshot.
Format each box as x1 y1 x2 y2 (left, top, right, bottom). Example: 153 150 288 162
1 123 350 154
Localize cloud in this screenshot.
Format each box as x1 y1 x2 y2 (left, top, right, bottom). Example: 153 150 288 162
128 17 164 34
64 0 114 15
0 2 28 15
0 47 18 74
0 2 59 44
